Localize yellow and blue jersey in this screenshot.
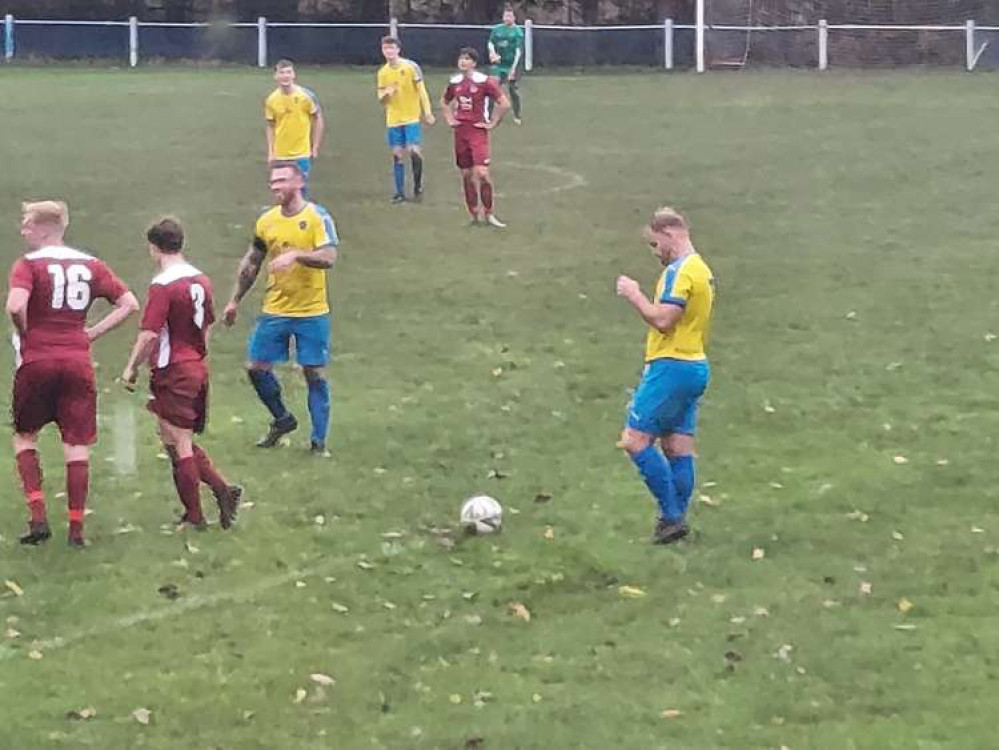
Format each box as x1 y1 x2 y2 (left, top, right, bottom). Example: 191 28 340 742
377 59 429 127
645 253 714 362
264 85 320 160
254 202 338 317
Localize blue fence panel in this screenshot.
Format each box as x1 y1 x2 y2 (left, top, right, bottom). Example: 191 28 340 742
533 26 663 67
397 26 492 67
15 23 127 60
268 25 388 65
140 25 256 63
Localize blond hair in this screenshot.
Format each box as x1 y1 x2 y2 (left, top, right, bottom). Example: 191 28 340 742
649 206 688 232
22 200 69 231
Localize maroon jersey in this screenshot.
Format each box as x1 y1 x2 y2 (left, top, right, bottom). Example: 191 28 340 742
443 71 503 126
140 263 215 370
8 246 129 367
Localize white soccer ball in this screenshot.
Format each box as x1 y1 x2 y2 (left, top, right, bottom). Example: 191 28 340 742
460 495 503 535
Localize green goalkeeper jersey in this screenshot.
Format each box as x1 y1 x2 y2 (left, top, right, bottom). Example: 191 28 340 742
489 23 524 74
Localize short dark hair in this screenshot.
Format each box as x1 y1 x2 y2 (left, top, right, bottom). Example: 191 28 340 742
275 58 295 70
381 35 400 48
503 3 515 13
147 217 184 254
459 46 479 64
270 160 305 180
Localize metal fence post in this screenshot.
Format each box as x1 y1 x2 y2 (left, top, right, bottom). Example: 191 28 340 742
257 16 267 68
966 20 975 71
695 0 705 73
525 18 533 72
3 14 13 61
129 16 138 67
663 19 673 70
389 16 398 39
818 19 828 70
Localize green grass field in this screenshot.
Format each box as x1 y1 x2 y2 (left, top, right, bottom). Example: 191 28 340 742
1 65 999 749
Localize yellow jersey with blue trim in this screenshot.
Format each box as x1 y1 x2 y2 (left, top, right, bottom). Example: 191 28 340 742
645 253 714 363
378 59 427 127
254 202 338 318
264 85 320 160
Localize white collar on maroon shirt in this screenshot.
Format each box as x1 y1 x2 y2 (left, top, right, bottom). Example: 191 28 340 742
25 245 94 261
450 71 489 85
152 263 202 286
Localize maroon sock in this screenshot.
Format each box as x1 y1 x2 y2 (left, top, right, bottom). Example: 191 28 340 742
16 449 46 524
193 444 228 499
479 178 494 213
66 460 89 540
173 457 204 523
462 174 479 215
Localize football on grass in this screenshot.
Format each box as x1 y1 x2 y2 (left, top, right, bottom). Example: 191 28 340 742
460 495 503 535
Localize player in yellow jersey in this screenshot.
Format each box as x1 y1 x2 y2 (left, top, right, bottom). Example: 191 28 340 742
377 36 435 203
264 59 325 197
616 207 714 545
222 163 339 455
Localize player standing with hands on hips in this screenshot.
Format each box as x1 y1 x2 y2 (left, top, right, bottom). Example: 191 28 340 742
442 47 510 228
8 201 139 547
488 4 525 125
616 208 715 545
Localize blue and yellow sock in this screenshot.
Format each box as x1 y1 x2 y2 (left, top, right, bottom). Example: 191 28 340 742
630 444 681 522
247 369 289 421
393 157 406 197
669 455 696 517
306 376 331 446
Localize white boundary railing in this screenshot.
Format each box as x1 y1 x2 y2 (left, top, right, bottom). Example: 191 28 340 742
1 14 997 72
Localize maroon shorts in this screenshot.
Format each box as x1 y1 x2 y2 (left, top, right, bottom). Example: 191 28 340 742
148 360 209 434
453 125 491 169
13 359 97 445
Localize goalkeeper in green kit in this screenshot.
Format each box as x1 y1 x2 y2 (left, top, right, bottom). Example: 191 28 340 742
488 4 525 124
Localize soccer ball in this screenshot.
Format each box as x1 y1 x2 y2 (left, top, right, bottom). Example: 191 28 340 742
460 495 503 535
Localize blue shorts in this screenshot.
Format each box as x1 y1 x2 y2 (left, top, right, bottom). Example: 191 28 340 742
386 123 422 148
626 358 709 436
248 314 330 367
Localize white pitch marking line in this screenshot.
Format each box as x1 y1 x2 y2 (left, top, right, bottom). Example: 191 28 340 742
0 561 333 662
497 161 588 198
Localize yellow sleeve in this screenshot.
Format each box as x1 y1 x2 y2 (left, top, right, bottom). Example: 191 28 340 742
312 207 339 248
377 68 388 89
660 266 692 307
416 79 432 115
264 95 276 122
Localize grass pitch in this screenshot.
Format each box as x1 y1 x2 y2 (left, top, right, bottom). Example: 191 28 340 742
1 66 999 749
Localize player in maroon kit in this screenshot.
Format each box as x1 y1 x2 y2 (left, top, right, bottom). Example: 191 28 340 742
121 217 242 530
7 201 140 546
441 46 511 227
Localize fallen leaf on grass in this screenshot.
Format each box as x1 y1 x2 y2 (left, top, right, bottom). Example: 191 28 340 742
894 624 917 631
157 583 180 600
310 673 336 687
752 547 766 561
846 510 870 523
331 602 350 614
509 603 531 622
533 492 553 504
28 650 43 660
859 582 873 596
971 526 985 534
985 333 997 342
543 527 555 541
531 693 543 703
131 708 152 725
66 707 96 721
5 628 20 639
897 597 914 614
618 585 646 598
893 455 909 465
753 606 770 617
698 494 719 507
449 693 463 704
356 560 376 571
776 644 793 662
4 580 24 597
491 367 503 378
293 689 307 704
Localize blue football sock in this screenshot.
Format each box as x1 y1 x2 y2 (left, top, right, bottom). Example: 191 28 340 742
630 444 681 522
393 157 406 196
306 376 331 445
247 369 289 421
669 455 696 517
